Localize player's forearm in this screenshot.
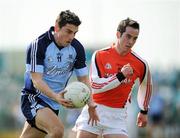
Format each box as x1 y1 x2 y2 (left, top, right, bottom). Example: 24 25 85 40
137 84 152 111
32 78 57 101
90 55 126 93
90 74 124 94
31 72 57 101
137 67 152 111
87 94 95 106
77 75 90 87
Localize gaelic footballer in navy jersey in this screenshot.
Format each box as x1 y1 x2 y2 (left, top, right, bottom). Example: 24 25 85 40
20 10 99 138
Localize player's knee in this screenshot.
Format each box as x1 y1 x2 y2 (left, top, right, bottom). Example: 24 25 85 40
20 133 31 138
49 126 64 138
20 130 31 138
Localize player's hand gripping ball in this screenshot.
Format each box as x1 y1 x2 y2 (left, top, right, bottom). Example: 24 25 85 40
64 82 90 108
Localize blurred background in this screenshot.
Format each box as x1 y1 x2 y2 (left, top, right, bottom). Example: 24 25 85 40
0 0 180 138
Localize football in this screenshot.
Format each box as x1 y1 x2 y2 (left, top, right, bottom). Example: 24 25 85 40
64 81 90 108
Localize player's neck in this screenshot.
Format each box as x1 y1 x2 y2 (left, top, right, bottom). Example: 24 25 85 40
54 33 64 47
115 44 129 56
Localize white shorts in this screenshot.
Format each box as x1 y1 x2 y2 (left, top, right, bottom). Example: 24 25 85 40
73 104 128 136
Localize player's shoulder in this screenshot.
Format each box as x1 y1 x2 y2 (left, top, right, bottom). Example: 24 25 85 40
90 46 112 62
130 51 148 66
29 28 53 50
70 38 86 56
38 29 53 46
71 38 84 49
96 46 112 55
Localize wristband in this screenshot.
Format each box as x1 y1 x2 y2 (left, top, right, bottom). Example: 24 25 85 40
116 72 126 82
140 110 148 115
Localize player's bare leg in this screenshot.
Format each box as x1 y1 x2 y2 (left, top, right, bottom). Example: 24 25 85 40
103 134 128 138
36 107 64 138
20 121 46 138
21 107 64 138
77 130 99 138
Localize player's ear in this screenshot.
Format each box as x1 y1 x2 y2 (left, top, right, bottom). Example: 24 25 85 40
54 22 60 32
116 31 121 39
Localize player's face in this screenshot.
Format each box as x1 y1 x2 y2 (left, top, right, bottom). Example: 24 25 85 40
117 26 139 53
54 23 78 47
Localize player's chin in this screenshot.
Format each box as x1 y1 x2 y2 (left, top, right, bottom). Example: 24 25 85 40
62 42 70 47
66 41 71 45
125 45 132 50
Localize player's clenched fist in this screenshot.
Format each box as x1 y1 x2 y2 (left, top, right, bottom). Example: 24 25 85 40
121 63 133 77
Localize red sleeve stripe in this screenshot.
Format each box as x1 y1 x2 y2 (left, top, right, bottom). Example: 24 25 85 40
143 69 152 110
91 75 117 89
92 82 108 87
143 70 150 110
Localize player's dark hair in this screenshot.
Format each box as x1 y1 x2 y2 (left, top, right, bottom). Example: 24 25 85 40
117 18 139 35
56 10 81 28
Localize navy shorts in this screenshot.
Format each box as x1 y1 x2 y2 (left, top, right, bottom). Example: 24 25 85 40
21 92 59 132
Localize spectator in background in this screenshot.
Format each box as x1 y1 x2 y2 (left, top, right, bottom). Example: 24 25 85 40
148 84 165 138
149 86 164 125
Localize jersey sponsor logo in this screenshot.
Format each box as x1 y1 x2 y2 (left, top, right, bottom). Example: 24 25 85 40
46 54 74 76
46 62 73 76
45 52 75 76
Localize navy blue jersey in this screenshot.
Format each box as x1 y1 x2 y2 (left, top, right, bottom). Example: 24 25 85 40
22 27 88 110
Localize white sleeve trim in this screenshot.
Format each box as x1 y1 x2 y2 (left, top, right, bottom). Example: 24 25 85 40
90 51 121 94
137 61 153 111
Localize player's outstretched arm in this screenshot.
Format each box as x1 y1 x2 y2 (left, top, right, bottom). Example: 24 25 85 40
77 75 100 126
87 97 100 126
136 62 152 128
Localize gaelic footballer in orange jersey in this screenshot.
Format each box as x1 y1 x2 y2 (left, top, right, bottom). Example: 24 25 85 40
74 18 153 138
90 44 152 110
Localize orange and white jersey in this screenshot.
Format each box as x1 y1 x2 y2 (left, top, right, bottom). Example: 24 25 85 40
90 44 152 110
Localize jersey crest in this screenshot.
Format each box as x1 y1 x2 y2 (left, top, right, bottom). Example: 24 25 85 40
105 63 112 69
